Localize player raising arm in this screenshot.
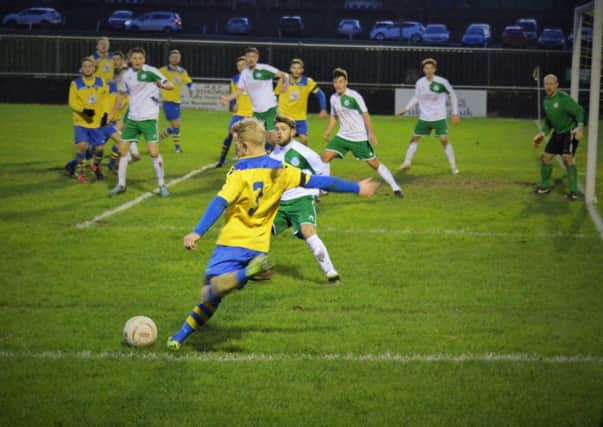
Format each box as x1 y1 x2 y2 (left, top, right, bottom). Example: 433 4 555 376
397 58 460 174
532 74 585 200
167 118 378 350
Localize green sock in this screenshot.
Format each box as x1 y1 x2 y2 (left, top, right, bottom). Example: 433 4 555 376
541 163 553 189
567 164 578 193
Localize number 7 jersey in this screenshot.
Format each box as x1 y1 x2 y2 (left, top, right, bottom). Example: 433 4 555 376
216 154 306 252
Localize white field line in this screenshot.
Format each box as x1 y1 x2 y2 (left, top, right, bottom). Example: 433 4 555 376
532 120 603 240
105 224 599 239
75 163 215 229
0 350 602 364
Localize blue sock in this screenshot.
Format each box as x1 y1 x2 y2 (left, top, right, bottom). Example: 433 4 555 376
171 322 195 343
218 134 232 164
236 268 248 287
171 299 221 344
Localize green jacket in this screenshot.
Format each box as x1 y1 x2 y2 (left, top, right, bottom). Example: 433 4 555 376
542 90 585 135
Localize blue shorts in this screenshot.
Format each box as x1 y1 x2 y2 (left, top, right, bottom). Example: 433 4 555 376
295 120 308 136
228 115 248 130
204 245 266 283
163 101 181 121
73 125 115 146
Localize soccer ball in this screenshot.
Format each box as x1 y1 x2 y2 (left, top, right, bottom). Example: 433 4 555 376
123 316 157 347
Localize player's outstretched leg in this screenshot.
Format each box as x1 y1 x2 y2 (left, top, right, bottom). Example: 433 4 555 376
74 142 89 183
167 255 273 350
367 158 403 198
305 234 339 284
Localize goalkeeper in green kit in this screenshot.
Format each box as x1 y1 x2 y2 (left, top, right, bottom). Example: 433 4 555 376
532 74 585 201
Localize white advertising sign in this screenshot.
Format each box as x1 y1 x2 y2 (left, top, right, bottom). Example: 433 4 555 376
180 83 230 111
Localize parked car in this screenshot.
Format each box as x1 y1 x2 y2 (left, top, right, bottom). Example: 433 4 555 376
225 16 251 35
344 0 383 9
370 20 394 34
537 28 565 49
502 25 528 48
2 7 63 28
422 24 450 45
369 21 424 43
279 15 303 37
124 11 182 33
515 18 538 46
337 19 363 38
461 23 492 47
107 10 134 30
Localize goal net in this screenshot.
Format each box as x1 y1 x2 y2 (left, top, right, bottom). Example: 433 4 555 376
571 0 602 205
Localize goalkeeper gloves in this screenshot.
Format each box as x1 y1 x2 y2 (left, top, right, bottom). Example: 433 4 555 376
82 109 95 120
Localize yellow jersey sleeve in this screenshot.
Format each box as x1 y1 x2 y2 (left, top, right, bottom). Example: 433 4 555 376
182 70 192 85
281 164 305 191
217 169 244 204
68 81 83 113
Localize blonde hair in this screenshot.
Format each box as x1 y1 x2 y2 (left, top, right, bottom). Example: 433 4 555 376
421 58 437 67
232 118 266 147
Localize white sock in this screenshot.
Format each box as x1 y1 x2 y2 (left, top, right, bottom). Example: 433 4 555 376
126 152 132 162
152 154 165 186
404 142 418 164
377 163 400 192
444 143 457 169
323 162 331 176
130 142 140 158
118 155 128 187
305 235 337 277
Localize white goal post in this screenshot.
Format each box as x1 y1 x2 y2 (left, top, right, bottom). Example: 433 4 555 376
571 0 602 204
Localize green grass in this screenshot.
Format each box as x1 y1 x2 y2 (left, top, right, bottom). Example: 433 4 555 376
1 104 602 426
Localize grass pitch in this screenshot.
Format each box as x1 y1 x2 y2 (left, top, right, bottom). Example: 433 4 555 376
1 104 602 426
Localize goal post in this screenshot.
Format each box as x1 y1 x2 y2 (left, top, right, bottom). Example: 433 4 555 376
571 0 602 204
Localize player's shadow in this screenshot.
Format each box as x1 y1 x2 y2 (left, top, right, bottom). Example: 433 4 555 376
517 180 588 250
187 323 331 353
273 263 325 285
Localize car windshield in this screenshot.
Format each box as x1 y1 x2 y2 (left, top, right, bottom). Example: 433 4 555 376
425 25 445 33
543 29 561 36
467 28 484 35
114 12 131 18
518 22 536 31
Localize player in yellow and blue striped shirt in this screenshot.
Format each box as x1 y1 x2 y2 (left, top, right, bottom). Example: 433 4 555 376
158 49 193 153
167 118 378 350
216 56 254 167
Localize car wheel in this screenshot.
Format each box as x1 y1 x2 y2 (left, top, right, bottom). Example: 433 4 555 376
6 20 17 29
410 34 422 43
375 33 385 41
130 26 139 32
163 27 172 34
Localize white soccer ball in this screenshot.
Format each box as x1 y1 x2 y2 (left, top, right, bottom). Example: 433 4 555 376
123 316 157 347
